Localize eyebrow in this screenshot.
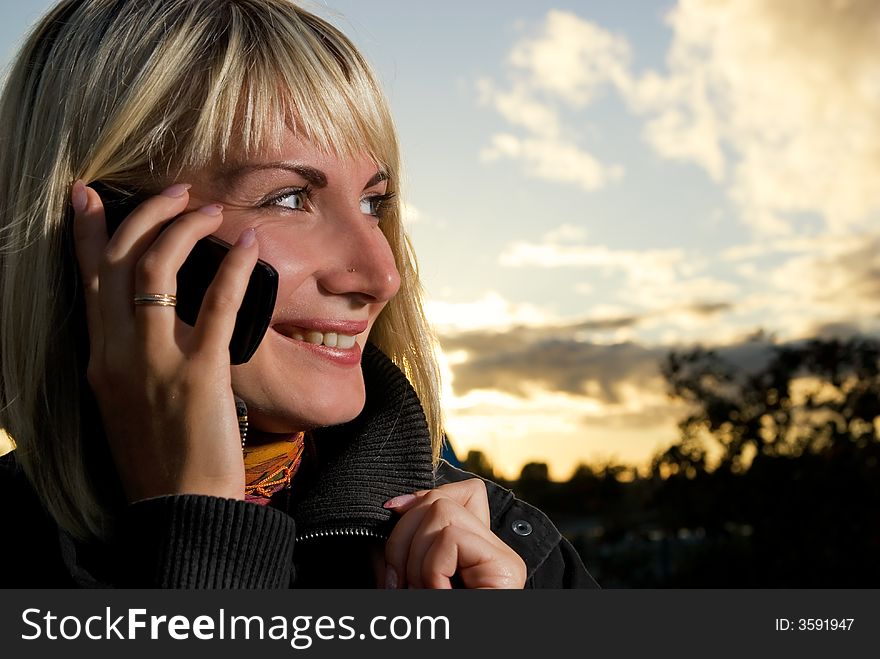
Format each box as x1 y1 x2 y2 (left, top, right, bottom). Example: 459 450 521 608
219 162 388 190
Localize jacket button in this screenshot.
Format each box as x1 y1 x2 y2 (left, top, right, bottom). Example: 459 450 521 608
511 519 533 536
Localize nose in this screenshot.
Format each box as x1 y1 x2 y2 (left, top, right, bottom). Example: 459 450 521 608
316 213 401 304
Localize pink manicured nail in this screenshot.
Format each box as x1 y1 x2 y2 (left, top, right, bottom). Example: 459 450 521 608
71 180 87 213
160 183 192 198
383 493 417 509
236 228 256 248
384 565 398 590
198 204 223 216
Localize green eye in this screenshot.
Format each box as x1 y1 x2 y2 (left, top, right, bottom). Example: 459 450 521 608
360 192 396 218
272 189 308 211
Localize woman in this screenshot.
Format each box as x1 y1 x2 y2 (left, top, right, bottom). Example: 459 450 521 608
0 0 597 588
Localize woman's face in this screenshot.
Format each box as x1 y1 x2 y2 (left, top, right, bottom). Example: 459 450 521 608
185 131 401 433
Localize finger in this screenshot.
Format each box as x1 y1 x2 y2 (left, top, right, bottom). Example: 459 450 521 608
419 526 459 590
133 204 224 346
420 526 493 589
97 184 192 345
384 495 499 589
403 497 496 588
423 526 523 589
190 227 259 357
384 479 491 527
71 181 108 357
104 183 192 255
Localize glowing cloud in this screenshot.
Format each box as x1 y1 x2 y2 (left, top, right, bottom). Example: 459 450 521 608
482 1 880 233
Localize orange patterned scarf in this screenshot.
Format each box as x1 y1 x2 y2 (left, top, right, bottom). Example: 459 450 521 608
243 432 305 505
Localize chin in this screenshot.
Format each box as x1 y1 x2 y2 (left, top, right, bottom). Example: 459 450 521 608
233 365 368 434
295 385 367 430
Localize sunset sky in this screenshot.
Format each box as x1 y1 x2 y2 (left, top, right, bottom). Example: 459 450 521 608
3 1 879 479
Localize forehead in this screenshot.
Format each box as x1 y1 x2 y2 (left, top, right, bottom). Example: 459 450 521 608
203 129 387 186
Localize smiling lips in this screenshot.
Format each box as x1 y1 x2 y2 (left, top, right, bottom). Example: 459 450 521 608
273 319 368 364
284 328 357 349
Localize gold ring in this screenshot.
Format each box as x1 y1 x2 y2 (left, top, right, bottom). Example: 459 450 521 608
133 293 177 307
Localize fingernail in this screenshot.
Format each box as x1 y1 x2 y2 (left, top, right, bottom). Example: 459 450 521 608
235 227 256 248
383 493 416 509
71 180 87 213
198 204 223 216
384 565 398 590
160 183 192 198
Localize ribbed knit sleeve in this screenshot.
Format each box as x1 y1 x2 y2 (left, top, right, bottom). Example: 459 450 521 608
119 495 296 588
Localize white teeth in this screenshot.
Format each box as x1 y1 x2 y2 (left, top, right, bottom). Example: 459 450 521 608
286 328 357 349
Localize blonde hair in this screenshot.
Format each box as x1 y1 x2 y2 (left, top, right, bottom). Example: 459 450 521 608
0 0 443 541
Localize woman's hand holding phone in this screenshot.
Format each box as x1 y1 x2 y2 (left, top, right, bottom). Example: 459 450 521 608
71 181 258 502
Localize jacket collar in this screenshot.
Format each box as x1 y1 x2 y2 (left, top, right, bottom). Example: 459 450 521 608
286 343 435 538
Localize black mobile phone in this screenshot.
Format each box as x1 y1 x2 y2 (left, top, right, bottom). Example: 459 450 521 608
91 183 278 365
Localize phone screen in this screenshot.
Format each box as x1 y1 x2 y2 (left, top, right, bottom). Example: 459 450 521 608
90 183 278 364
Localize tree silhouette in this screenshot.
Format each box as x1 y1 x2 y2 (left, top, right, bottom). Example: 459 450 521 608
656 335 880 586
461 449 497 481
518 462 550 482
456 337 880 586
661 336 880 469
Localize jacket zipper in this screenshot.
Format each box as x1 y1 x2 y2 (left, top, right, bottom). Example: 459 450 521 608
296 526 388 543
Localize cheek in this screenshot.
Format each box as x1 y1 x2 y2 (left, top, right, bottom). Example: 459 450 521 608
214 218 314 280
364 306 386 340
253 232 317 309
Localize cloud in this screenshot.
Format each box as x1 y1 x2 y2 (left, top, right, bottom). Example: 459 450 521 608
425 291 562 334
499 223 683 271
763 232 880 319
439 317 790 419
507 9 631 106
434 322 782 478
637 90 726 181
683 302 732 316
439 326 880 476
711 228 880 341
444 335 665 402
476 80 561 138
478 3 880 343
456 2 880 472
720 235 835 262
498 224 737 312
483 1 880 233
476 10 627 191
424 282 734 343
480 133 623 192
630 0 880 234
499 237 684 273
808 321 872 341
813 236 880 305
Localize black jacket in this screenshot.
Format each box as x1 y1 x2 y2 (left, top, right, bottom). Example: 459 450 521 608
0 345 598 589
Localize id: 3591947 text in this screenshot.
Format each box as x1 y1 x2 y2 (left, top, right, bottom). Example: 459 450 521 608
775 618 854 631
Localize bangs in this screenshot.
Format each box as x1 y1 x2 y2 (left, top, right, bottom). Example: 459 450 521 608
172 2 397 176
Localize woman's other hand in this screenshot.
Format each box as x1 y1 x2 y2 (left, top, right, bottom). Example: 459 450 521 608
71 180 259 502
382 479 527 589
